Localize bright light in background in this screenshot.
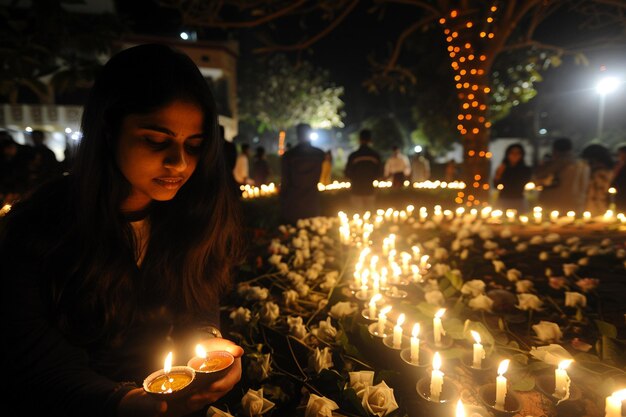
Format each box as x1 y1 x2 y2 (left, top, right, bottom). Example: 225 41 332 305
539 128 547 135
64 127 72 134
414 145 423 153
180 32 189 40
70 132 82 141
25 126 33 132
596 76 620 95
309 131 319 141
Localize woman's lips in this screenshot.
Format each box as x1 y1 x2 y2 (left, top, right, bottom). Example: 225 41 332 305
154 177 184 189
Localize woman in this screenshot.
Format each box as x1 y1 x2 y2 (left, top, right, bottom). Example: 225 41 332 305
1 44 244 417
582 143 614 215
493 143 532 212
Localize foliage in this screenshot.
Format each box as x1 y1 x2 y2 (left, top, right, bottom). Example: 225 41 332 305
0 0 124 104
239 54 346 133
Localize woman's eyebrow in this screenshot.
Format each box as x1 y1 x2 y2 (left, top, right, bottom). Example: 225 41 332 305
138 124 205 139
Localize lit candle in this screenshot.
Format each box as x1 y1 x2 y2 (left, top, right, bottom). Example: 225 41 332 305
430 352 444 402
554 360 573 399
456 399 466 417
162 351 174 392
519 215 529 225
583 211 591 221
377 305 392 335
433 308 446 346
380 267 388 289
144 352 194 395
605 389 626 417
393 313 406 348
410 323 420 363
372 273 380 295
495 359 510 410
368 293 382 319
550 210 559 222
471 330 485 369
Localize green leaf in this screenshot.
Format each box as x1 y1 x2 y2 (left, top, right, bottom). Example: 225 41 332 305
416 302 440 318
444 318 466 340
445 270 464 290
595 320 618 338
342 387 370 417
526 361 552 372
511 374 535 391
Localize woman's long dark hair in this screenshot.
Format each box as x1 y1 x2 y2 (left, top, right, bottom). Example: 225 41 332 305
56 44 242 341
501 143 527 167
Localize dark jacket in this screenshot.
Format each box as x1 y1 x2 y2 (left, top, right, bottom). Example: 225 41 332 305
494 163 532 199
345 145 383 196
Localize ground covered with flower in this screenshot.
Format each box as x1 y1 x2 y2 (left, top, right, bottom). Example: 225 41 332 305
209 204 626 417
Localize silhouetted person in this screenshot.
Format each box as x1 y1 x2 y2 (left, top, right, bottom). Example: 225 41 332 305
0 131 30 204
251 146 270 185
611 143 626 212
493 143 532 212
581 143 613 215
384 145 410 187
25 129 62 190
534 137 589 213
279 123 325 224
345 129 382 213
410 150 430 182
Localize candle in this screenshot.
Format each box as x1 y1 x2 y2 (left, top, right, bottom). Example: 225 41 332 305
372 273 380 295
393 313 406 348
189 345 235 374
377 305 392 335
605 389 626 417
583 211 591 221
430 352 444 402
554 359 573 399
433 308 446 346
471 330 485 369
550 210 559 222
495 359 510 410
456 399 466 417
144 352 194 395
368 293 382 319
410 323 420 363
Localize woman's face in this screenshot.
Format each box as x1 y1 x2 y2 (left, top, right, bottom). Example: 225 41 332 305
116 100 205 212
507 147 523 165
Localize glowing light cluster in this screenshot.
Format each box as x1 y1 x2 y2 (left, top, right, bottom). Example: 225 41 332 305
241 183 278 199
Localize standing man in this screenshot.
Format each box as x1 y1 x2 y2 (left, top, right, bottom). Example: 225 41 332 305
384 145 411 187
279 123 325 224
410 149 430 183
233 143 253 188
345 129 382 213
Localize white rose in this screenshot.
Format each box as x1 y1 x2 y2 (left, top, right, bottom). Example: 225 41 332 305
553 244 565 253
361 381 399 417
287 316 308 340
565 292 587 308
287 272 305 286
461 279 486 297
260 302 280 324
460 249 469 260
241 388 275 417
434 247 448 260
207 406 236 417
479 227 494 240
532 321 562 342
492 260 506 273
516 243 528 252
539 251 549 261
283 289 299 306
601 238 612 247
566 237 581 246
309 347 333 374
306 268 320 281
530 236 544 245
305 394 339 417
247 353 272 382
562 263 579 277
468 294 494 312
311 317 337 343
578 257 589 266
349 370 375 397
484 251 496 260
560 250 570 258
617 249 625 259
423 279 439 292
330 301 358 318
529 344 573 365
451 239 462 252
424 290 445 306
296 283 310 297
268 254 282 265
545 267 553 277
516 280 534 293
517 293 543 311
506 269 522 282
586 246 600 256
433 263 451 277
461 238 474 248
545 233 561 243
277 262 289 274
500 228 513 239
230 307 252 326
484 240 499 250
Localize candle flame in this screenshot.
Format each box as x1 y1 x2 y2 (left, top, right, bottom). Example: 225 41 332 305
612 389 626 401
380 305 392 316
412 323 421 338
435 308 446 319
433 351 442 370
396 313 406 327
497 359 510 375
195 344 207 359
369 293 382 306
164 351 173 374
456 399 466 417
471 330 481 344
558 359 573 370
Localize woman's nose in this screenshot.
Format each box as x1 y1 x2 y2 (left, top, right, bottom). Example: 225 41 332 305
164 145 188 171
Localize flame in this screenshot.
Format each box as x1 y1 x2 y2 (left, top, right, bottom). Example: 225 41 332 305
163 351 173 374
369 293 382 306
471 330 481 344
195 344 207 359
456 399 466 417
396 313 406 327
497 359 510 375
412 323 421 338
433 351 442 371
558 359 573 370
380 305 392 316
612 389 626 401
435 308 446 319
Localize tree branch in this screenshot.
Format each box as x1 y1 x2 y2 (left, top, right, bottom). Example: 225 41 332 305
382 0 440 16
384 13 437 74
252 0 359 54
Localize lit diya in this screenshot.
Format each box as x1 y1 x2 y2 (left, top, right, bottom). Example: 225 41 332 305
187 345 235 384
143 352 195 399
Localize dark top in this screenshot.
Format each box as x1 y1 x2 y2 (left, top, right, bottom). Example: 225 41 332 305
0 177 219 417
612 164 626 211
223 139 237 172
251 157 271 186
494 163 532 199
279 142 325 224
345 145 383 196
